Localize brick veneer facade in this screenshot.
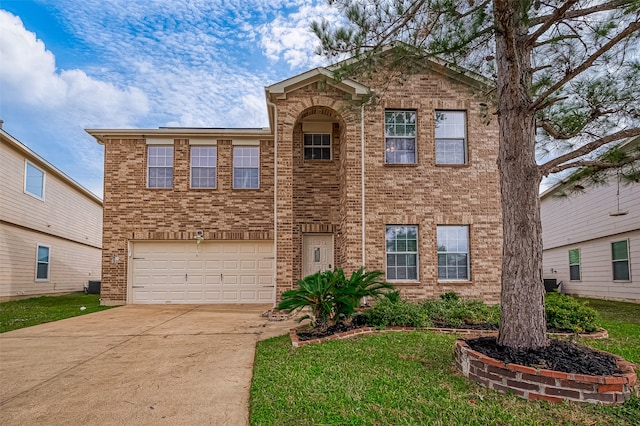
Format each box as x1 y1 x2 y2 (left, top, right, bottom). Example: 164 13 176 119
93 60 502 305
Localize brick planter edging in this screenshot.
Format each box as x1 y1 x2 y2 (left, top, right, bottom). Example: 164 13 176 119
455 339 638 405
289 326 608 348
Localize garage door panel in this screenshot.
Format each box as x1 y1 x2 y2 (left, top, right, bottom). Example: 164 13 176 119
132 241 273 304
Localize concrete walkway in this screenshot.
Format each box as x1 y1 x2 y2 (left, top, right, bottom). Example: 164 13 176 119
0 305 297 425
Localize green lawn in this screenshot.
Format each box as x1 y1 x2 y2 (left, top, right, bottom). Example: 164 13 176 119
0 293 115 333
250 297 640 426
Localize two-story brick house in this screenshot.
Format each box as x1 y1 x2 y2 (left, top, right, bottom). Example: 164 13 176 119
87 59 502 306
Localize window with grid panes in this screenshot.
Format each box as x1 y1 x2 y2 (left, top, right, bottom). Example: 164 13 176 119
147 146 174 188
385 110 416 164
233 146 259 189
190 146 216 188
386 226 418 280
437 226 470 280
303 134 331 160
435 111 466 164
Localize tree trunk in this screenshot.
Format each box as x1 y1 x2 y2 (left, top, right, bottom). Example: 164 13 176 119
494 0 547 350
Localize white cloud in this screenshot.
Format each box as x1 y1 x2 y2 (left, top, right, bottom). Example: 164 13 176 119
0 1 346 197
0 11 149 125
257 3 340 69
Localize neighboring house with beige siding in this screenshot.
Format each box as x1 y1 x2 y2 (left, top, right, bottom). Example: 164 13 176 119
87 58 503 307
541 137 639 303
0 124 103 300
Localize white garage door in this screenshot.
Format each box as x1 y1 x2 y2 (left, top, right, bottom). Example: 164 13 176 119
131 241 274 304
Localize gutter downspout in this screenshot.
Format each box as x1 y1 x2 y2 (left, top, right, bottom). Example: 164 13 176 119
361 104 366 267
266 98 278 308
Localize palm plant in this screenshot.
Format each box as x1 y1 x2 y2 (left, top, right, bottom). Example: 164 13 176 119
277 267 393 330
334 267 393 322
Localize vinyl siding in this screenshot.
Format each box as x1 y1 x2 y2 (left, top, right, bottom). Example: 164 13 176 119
542 230 639 302
1 136 103 299
541 180 639 250
0 140 102 248
541 177 639 302
0 223 102 298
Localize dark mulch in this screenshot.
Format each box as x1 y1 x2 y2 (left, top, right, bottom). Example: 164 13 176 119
296 322 363 341
466 336 622 376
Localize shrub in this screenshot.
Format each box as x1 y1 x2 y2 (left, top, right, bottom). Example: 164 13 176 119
277 267 393 330
363 297 432 328
421 295 500 328
545 293 601 333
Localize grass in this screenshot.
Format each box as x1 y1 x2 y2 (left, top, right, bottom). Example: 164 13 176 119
0 293 114 333
576 298 640 365
250 297 640 426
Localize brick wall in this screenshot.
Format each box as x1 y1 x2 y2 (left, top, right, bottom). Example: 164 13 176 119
361 70 502 303
101 63 502 305
101 138 274 304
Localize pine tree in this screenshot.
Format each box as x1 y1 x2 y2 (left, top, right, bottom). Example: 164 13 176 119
313 0 640 350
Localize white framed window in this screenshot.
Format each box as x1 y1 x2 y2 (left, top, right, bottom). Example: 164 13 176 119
303 134 331 160
147 146 174 188
24 161 45 200
385 110 416 164
190 146 217 188
36 244 50 281
569 248 581 281
385 226 418 281
437 226 470 280
612 240 630 281
435 111 467 164
233 146 259 189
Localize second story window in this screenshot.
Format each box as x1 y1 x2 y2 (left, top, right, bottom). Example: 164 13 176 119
435 111 467 164
147 146 174 189
385 110 416 164
233 146 259 189
25 161 45 200
190 146 217 188
304 134 331 160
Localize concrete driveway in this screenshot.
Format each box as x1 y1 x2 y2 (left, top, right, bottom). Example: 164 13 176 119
0 305 297 425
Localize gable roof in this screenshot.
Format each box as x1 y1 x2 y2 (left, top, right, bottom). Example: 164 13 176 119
540 136 640 200
0 126 103 205
265 67 371 102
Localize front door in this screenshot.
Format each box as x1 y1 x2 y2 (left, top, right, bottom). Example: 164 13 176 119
302 234 334 277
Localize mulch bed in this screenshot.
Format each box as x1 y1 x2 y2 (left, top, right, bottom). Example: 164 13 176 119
295 321 590 342
466 336 622 376
296 321 364 341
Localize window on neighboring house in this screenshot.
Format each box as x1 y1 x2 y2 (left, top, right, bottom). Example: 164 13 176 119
190 146 217 188
385 110 416 164
303 134 331 160
385 226 418 280
233 146 259 189
25 161 45 199
147 146 174 188
569 249 581 281
612 240 630 281
435 111 467 164
437 226 470 280
36 245 50 281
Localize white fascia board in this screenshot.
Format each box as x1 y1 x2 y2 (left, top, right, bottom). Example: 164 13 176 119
266 67 370 99
86 128 273 145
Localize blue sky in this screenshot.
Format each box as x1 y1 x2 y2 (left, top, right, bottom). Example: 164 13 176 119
1 0 341 197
